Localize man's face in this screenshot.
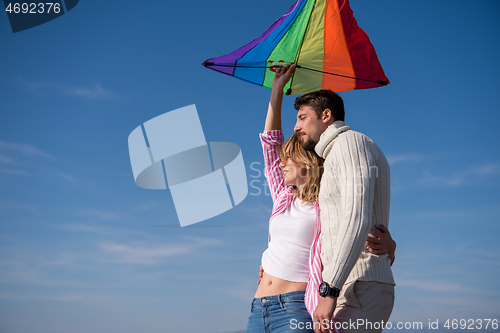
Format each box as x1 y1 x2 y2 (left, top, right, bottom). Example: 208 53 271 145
294 105 326 151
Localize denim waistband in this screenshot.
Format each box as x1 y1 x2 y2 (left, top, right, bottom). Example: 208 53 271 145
251 290 306 307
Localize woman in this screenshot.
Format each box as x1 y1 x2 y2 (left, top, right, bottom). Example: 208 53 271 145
245 65 396 333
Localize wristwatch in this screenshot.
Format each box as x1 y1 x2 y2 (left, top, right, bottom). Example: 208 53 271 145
318 282 340 298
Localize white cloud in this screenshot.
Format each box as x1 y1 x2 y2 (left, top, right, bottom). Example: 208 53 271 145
60 224 115 235
419 162 500 187
38 253 77 267
66 84 114 99
386 153 424 165
0 257 78 287
99 236 224 265
0 155 16 165
0 142 91 184
100 242 193 264
45 170 103 192
0 168 32 176
0 293 88 302
0 202 40 215
391 161 500 190
79 209 121 221
468 163 500 177
0 140 54 160
59 224 151 239
397 278 464 292
219 281 257 302
134 201 163 212
17 76 118 100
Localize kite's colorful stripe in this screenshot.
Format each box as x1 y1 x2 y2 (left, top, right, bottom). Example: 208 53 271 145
202 0 389 94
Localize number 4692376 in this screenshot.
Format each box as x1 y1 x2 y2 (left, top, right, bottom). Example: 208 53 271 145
444 319 498 330
5 3 61 14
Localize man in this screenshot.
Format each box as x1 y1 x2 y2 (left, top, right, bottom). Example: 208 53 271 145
293 84 395 332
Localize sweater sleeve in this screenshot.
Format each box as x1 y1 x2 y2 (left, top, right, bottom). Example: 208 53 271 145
259 130 285 203
322 133 377 289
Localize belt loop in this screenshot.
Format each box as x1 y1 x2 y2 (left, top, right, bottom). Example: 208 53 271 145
278 293 285 309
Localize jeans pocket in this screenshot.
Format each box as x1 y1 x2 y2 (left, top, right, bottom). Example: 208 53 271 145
249 300 257 315
282 299 311 317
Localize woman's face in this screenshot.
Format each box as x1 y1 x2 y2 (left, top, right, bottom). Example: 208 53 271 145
280 154 310 188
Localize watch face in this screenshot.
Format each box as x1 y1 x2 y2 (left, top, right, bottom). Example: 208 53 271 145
319 282 327 294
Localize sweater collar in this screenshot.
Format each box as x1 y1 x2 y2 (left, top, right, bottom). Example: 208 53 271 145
314 121 351 158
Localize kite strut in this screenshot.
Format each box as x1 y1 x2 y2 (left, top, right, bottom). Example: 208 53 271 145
203 62 388 86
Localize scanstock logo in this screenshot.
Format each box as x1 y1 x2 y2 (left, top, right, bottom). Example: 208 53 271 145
128 105 248 227
3 0 79 33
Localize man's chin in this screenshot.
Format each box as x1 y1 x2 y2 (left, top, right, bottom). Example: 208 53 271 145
302 139 316 151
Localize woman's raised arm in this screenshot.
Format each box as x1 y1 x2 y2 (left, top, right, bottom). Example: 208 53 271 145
264 64 295 131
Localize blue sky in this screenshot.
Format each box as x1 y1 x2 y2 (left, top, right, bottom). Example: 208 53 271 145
1 1 499 332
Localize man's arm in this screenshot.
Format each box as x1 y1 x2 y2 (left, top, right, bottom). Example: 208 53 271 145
322 134 377 289
313 134 377 333
313 131 376 333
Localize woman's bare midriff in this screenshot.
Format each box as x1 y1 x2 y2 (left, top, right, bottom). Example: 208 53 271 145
254 271 308 298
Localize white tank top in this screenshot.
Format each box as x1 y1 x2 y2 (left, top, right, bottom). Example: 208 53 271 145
261 198 316 282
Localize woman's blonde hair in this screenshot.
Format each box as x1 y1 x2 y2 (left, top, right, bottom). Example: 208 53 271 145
279 133 323 204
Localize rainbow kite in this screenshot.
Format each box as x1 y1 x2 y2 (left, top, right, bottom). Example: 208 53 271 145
202 0 389 95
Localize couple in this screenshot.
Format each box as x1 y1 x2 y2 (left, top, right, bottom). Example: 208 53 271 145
245 65 395 333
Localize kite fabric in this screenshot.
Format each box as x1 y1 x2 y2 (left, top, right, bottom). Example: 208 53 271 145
202 0 389 95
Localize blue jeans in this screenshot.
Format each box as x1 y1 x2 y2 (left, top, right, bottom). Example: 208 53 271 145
246 290 315 333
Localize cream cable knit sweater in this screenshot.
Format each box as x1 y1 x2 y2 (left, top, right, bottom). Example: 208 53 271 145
315 121 395 289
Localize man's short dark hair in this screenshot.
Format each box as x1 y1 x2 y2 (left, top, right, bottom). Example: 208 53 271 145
294 89 345 121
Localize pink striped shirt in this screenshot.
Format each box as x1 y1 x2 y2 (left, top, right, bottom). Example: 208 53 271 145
260 130 323 316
